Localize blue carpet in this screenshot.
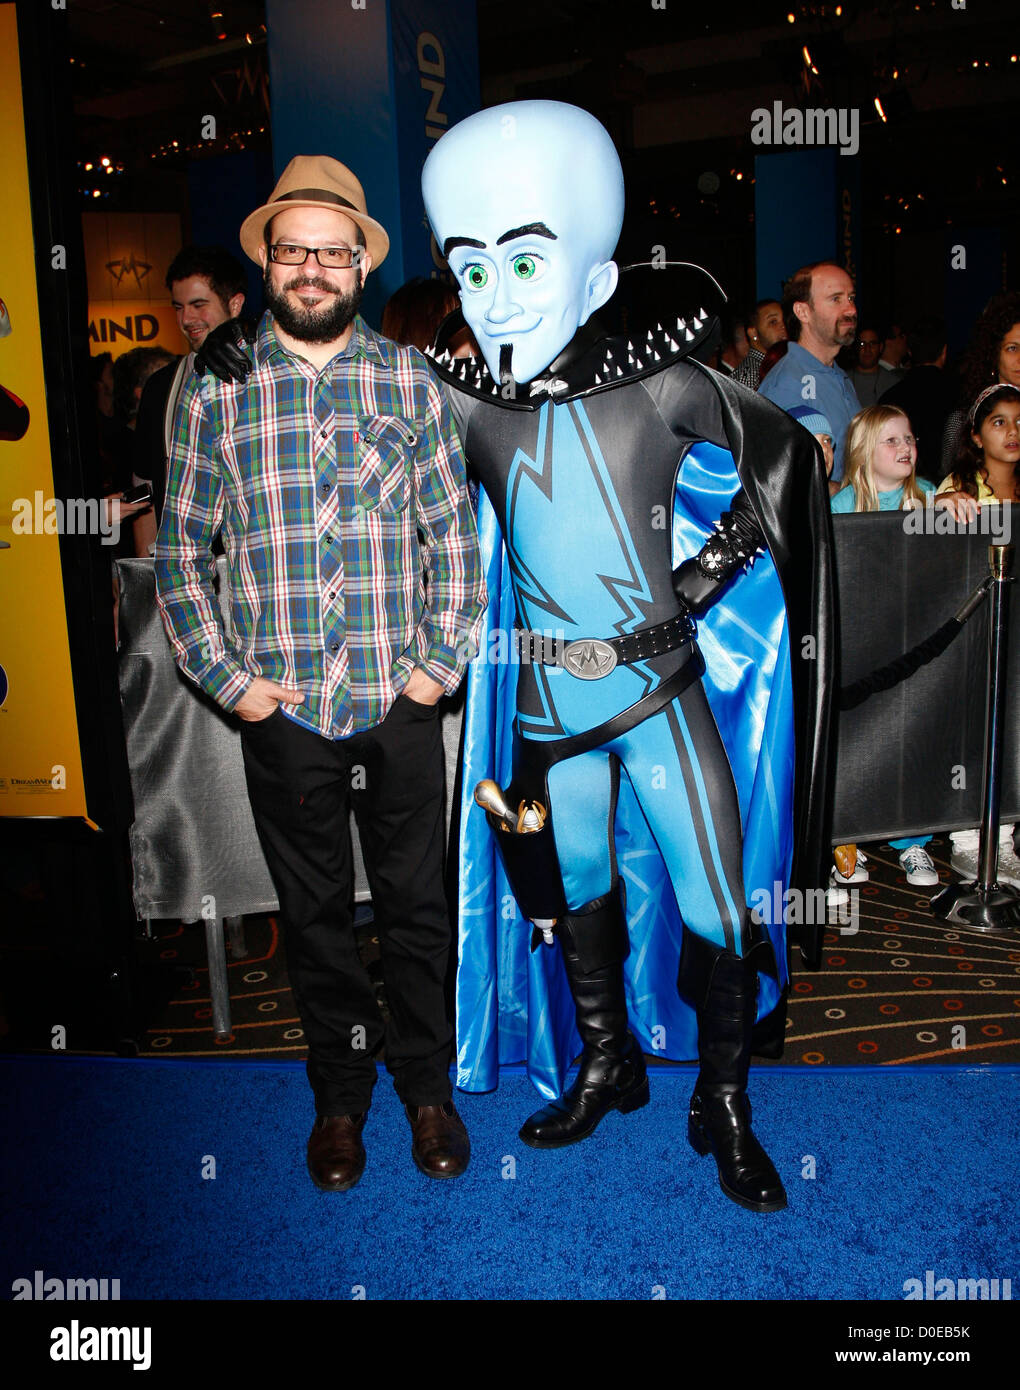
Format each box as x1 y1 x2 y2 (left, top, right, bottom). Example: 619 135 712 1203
1 1058 1017 1301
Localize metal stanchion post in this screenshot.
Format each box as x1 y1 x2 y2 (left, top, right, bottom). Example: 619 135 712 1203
931 543 1020 931
204 916 233 1039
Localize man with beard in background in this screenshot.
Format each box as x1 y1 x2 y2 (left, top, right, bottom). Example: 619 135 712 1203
154 157 486 1194
759 261 861 482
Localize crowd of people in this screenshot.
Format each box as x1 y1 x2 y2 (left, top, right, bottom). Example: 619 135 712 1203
714 266 1020 893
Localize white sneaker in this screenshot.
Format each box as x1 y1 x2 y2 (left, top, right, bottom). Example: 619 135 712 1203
949 828 979 879
898 844 939 887
951 826 1020 886
997 841 1020 888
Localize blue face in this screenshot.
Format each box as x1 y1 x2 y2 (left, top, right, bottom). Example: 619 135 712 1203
443 219 604 385
422 101 625 385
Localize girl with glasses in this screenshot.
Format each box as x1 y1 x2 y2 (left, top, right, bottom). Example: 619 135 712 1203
830 405 966 889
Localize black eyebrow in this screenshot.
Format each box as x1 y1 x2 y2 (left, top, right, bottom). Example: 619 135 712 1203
443 235 486 256
496 222 557 245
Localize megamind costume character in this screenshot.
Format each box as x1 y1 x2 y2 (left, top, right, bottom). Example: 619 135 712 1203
422 101 835 1212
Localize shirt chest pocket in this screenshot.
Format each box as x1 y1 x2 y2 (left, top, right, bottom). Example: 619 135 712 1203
356 414 417 514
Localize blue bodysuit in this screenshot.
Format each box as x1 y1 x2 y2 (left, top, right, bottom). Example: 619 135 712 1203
435 316 836 1098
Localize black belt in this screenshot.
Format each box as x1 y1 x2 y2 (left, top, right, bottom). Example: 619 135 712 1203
515 644 706 772
518 612 696 680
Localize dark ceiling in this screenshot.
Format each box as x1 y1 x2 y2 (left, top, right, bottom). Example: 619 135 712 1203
53 0 1020 319
61 2 1018 160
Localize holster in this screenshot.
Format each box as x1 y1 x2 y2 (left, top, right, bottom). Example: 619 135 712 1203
486 808 570 921
484 735 569 921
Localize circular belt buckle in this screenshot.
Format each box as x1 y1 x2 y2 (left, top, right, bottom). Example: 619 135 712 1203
561 638 618 680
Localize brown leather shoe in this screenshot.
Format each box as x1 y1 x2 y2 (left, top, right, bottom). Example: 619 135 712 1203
406 1101 470 1179
307 1113 366 1192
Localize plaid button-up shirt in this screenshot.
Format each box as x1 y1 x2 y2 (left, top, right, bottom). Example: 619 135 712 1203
154 314 486 739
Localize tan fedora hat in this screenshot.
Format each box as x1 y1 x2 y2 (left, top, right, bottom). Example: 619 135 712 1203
239 154 389 268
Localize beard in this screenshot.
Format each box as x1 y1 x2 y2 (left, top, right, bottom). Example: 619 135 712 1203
833 318 857 347
263 266 363 343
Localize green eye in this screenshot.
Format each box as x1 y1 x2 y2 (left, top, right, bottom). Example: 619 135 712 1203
465 264 488 290
513 255 537 280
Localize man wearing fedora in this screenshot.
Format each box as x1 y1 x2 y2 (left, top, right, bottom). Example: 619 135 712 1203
155 156 486 1191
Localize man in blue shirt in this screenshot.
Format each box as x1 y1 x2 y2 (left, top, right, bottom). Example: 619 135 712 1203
759 261 861 481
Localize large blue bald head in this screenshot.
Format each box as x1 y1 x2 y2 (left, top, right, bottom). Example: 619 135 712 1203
422 100 625 385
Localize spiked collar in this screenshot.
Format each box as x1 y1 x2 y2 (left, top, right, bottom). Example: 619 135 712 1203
423 260 725 410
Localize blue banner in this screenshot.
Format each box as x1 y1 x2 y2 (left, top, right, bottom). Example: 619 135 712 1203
266 0 478 324
754 149 837 302
187 151 275 317
390 0 479 284
754 148 862 303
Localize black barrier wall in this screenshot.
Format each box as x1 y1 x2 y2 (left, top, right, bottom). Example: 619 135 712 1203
118 517 1018 914
831 509 1018 843
115 560 465 921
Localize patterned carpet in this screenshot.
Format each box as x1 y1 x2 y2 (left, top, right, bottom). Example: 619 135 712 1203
778 837 1020 1066
134 834 1020 1066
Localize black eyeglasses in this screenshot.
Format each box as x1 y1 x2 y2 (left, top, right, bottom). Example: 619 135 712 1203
269 244 358 268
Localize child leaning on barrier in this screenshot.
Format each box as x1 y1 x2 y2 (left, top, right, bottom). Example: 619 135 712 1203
830 404 970 889
936 383 1020 886
936 382 1020 509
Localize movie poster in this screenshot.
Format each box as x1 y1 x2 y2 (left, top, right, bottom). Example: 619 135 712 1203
0 1 87 817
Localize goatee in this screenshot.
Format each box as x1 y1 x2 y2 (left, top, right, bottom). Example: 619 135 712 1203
264 267 363 343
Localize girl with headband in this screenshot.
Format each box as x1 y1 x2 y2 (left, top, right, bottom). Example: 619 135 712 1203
937 383 1020 508
936 382 1020 887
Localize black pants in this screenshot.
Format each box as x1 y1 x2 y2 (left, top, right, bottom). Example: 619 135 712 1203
239 695 454 1115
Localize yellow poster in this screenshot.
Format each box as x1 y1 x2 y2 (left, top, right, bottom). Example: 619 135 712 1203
0 2 87 817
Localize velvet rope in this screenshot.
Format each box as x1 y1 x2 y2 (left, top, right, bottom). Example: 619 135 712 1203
839 579 992 711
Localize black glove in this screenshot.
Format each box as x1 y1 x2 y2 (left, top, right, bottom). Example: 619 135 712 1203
672 489 764 616
195 317 257 384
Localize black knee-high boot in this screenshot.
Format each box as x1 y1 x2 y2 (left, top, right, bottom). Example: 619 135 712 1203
518 889 648 1148
679 921 787 1213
